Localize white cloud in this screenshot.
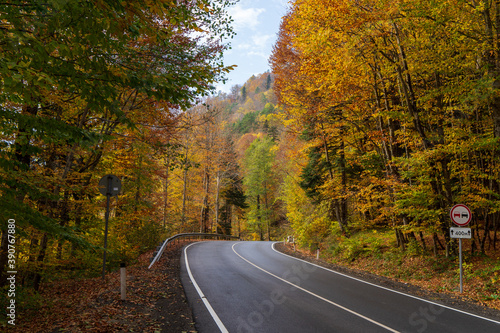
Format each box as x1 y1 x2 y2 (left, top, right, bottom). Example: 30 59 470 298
272 0 290 10
237 43 253 50
247 51 268 59
229 4 266 31
236 35 273 52
252 34 273 48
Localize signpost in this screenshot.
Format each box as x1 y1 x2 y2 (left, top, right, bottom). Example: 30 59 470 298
450 204 471 226
99 175 121 279
450 204 471 293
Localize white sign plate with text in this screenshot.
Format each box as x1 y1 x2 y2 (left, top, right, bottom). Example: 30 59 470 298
450 227 471 239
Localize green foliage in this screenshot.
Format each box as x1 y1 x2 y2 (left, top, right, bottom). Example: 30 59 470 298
299 146 329 201
457 261 474 281
233 103 277 134
221 181 248 209
234 111 259 134
261 103 275 116
266 74 272 90
280 172 336 248
0 285 44 326
244 136 276 196
243 136 277 238
328 230 388 262
405 239 424 257
241 85 247 101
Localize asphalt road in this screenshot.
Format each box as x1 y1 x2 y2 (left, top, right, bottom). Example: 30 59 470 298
180 241 500 333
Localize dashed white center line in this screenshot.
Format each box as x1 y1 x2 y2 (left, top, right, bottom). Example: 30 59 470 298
232 242 400 333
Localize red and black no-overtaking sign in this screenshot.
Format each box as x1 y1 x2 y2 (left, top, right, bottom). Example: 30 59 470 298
450 204 471 227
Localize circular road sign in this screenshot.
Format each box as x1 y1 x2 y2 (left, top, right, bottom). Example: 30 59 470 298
99 174 121 196
450 204 472 227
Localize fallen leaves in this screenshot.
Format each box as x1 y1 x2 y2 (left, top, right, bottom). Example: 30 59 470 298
12 242 197 333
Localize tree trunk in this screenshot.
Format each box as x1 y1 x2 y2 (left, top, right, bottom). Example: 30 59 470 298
338 137 348 234
33 233 49 291
265 193 270 241
257 194 263 240
163 158 170 228
480 213 490 254
215 171 220 231
0 232 9 286
200 168 210 233
493 213 499 249
321 123 349 235
419 231 427 253
393 22 430 149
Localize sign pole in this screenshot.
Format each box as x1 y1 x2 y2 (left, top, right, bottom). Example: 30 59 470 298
459 238 463 293
98 174 121 279
450 204 471 294
102 192 111 279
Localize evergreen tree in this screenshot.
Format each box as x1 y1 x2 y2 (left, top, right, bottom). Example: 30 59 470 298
241 85 247 102
219 178 248 235
266 74 272 90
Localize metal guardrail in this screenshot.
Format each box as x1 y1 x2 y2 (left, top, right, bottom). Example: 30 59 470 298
148 232 240 269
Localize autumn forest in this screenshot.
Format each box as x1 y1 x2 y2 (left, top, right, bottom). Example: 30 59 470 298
2 0 500 322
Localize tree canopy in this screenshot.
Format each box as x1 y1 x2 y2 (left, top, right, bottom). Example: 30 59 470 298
269 0 500 252
0 0 235 287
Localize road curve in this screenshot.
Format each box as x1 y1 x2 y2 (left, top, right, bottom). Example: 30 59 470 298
180 241 500 333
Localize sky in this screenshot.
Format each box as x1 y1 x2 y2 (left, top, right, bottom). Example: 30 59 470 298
215 0 290 93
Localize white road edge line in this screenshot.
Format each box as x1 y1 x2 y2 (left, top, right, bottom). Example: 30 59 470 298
184 242 229 333
232 243 400 333
271 242 500 325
